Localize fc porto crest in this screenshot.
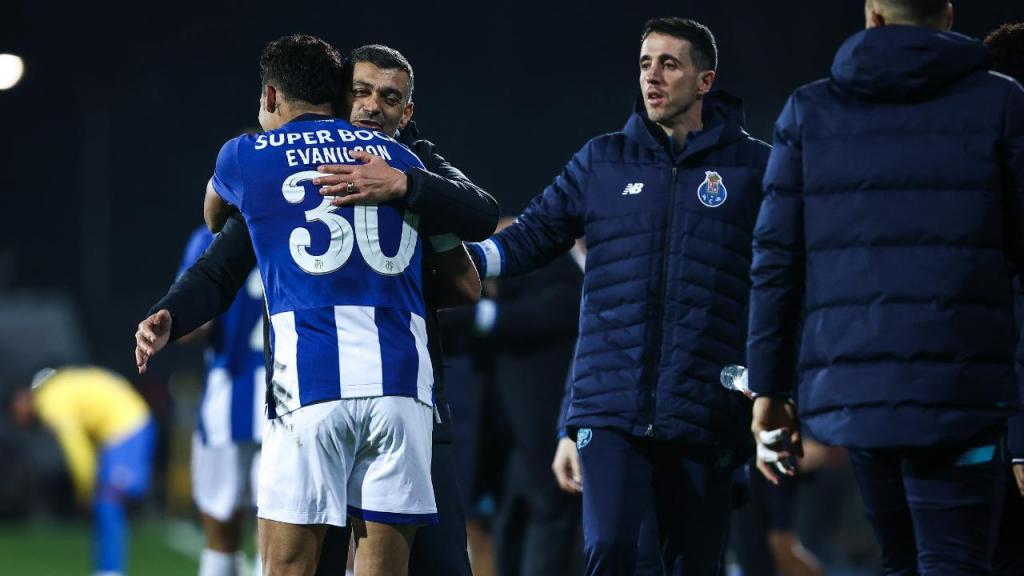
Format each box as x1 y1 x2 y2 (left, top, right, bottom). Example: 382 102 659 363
697 171 728 208
577 428 593 450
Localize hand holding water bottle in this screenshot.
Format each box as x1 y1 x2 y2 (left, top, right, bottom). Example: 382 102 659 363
721 365 801 483
751 396 802 485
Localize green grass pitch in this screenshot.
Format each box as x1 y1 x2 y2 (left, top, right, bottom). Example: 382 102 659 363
0 520 202 575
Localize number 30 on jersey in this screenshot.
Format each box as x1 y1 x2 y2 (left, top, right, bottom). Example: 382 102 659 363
281 171 418 276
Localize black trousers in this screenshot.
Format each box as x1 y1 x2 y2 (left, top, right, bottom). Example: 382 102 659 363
493 447 582 576
577 428 734 576
848 436 1005 575
314 441 472 575
992 464 1024 575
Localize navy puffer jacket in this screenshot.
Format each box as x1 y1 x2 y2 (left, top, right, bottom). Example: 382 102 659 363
470 93 770 449
747 25 1024 448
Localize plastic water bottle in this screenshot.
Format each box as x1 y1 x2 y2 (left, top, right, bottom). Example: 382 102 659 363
720 365 748 393
723 364 796 474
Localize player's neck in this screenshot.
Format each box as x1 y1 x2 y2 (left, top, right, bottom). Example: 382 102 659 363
277 101 334 125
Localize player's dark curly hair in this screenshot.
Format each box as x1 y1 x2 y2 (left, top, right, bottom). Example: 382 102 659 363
986 22 1024 84
260 34 344 105
641 17 718 72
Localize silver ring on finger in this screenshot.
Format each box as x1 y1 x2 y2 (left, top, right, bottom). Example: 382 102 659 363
346 181 356 194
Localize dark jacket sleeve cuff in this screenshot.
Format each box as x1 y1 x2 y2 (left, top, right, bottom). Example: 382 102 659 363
403 170 422 211
1009 413 1024 461
148 295 193 342
746 348 795 398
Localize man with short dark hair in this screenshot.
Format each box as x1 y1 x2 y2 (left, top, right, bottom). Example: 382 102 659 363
137 42 496 576
468 16 770 575
748 1 1024 573
191 34 450 576
314 44 496 236
348 44 415 105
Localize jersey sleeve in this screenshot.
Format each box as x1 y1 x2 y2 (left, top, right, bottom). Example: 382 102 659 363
54 423 97 505
176 226 215 279
405 137 500 241
210 137 245 207
394 140 426 171
466 142 590 279
36 399 97 505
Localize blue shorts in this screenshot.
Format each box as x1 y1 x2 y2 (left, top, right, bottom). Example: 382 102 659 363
98 418 157 499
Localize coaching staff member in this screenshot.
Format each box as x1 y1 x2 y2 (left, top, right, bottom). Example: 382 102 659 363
468 17 770 575
747 1 1024 573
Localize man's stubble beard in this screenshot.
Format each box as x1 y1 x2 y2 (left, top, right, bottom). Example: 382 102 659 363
650 96 697 131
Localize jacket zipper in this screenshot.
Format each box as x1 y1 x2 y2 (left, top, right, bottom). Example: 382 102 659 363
645 165 679 438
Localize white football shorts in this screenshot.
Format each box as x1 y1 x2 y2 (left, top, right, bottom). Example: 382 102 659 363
257 396 436 528
191 434 260 522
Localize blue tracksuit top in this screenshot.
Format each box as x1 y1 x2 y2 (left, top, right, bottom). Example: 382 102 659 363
470 92 770 449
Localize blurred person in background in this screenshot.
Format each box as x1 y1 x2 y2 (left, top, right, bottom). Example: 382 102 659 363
747 1 1024 573
172 225 266 576
731 442 826 576
136 42 496 576
468 17 770 575
984 20 1024 576
471 223 584 576
8 366 156 576
439 291 501 576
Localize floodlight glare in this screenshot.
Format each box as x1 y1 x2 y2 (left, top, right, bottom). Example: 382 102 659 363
0 54 25 90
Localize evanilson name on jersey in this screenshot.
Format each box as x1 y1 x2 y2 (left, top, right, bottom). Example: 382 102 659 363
254 129 396 168
211 116 432 419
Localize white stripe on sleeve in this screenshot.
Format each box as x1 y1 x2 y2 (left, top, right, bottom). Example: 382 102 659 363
477 239 503 279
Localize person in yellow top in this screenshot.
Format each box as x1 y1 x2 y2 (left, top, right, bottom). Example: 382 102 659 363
9 366 156 576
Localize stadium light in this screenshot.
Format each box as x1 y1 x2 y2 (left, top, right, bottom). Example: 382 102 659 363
0 54 25 90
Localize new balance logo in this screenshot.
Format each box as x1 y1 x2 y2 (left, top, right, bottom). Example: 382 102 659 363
622 183 644 195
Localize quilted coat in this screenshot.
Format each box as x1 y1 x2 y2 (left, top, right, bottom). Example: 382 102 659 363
471 92 770 448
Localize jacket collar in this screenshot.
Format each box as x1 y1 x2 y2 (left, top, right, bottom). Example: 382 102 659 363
623 91 748 164
397 120 421 145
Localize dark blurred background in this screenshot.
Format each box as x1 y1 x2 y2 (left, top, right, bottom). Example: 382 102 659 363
2 1 1024 573
1 0 1021 379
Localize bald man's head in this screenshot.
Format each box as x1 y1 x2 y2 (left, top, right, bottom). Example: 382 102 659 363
866 0 953 30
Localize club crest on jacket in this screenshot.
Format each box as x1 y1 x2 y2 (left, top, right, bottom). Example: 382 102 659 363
576 428 592 450
697 171 728 208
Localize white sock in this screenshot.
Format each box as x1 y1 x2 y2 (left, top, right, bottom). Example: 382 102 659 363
199 548 240 576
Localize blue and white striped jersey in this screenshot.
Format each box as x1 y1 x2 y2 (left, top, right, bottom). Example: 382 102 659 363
210 115 433 417
177 226 265 444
